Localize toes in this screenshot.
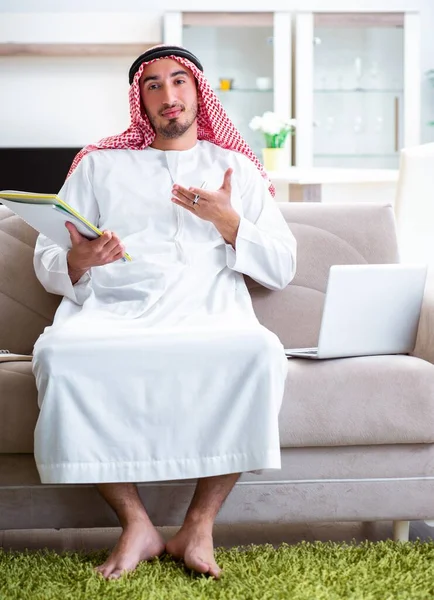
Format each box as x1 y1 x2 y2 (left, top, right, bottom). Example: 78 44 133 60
108 569 125 580
96 568 112 579
196 559 210 574
185 555 212 575
95 561 124 580
208 564 222 579
95 564 111 578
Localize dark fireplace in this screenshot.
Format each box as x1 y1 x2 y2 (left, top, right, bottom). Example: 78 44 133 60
0 148 81 194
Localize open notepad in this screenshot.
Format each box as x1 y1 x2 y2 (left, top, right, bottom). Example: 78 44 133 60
0 190 132 262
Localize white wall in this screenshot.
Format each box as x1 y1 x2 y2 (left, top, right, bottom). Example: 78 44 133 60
0 0 420 11
0 0 432 149
0 56 134 146
0 12 161 146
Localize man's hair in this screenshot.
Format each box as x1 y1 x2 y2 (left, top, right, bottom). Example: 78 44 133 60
129 46 203 85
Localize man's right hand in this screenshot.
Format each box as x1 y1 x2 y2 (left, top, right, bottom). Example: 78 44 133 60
65 222 126 284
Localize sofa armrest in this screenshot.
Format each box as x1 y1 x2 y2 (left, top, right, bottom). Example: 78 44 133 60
412 279 434 364
0 353 32 363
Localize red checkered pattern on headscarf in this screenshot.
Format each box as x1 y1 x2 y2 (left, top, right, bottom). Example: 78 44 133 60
67 53 275 197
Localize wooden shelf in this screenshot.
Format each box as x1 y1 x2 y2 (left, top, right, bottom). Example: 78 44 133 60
183 12 273 27
0 43 159 57
314 13 404 28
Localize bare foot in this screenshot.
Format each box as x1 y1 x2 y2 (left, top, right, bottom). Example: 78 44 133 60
95 518 165 580
166 524 221 579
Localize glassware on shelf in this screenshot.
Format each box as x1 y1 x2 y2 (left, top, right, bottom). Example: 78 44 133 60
256 77 272 90
312 16 404 169
353 116 363 134
326 116 335 131
369 60 379 89
375 116 384 133
354 57 363 89
320 74 328 90
219 78 234 91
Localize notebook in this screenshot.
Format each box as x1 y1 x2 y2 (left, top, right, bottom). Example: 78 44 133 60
285 263 427 360
0 190 132 261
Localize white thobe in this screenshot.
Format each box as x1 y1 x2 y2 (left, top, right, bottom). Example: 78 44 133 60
32 141 296 484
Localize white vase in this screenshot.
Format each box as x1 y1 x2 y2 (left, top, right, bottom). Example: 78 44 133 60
262 148 288 172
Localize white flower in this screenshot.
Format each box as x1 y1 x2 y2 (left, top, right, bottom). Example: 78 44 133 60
250 112 296 135
261 111 282 135
249 116 263 131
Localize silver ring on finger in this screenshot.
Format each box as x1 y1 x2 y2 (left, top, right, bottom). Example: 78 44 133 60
192 193 200 206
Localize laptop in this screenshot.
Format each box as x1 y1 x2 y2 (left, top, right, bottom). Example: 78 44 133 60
285 264 427 360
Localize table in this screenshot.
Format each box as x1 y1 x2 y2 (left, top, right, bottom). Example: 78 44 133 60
268 168 399 203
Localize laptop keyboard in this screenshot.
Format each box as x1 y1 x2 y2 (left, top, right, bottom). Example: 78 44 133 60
285 348 318 356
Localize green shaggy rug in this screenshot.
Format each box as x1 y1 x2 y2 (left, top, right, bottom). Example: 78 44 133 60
1 540 434 600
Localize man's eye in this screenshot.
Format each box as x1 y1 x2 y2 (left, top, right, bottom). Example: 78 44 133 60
147 84 159 91
175 79 185 85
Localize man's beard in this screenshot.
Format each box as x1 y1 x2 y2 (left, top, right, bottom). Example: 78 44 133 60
149 103 198 139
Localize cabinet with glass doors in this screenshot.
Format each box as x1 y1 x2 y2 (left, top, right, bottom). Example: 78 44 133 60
294 11 421 168
163 11 292 166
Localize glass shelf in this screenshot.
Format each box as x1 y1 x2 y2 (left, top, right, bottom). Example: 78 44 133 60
314 88 403 94
314 153 398 158
214 88 274 93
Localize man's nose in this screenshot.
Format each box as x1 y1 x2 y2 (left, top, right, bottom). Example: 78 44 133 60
160 85 178 106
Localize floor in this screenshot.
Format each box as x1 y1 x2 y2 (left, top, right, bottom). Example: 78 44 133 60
1 521 433 552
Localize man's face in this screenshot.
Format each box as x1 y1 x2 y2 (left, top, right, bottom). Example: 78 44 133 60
140 58 198 139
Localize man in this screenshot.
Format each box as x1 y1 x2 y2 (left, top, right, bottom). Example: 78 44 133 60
32 45 297 580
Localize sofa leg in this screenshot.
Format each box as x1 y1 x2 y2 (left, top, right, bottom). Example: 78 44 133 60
393 520 410 542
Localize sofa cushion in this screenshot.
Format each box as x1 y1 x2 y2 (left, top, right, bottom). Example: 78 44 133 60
3 354 434 454
0 361 38 453
0 208 60 354
279 354 434 447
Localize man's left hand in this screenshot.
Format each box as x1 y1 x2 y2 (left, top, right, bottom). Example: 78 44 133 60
171 168 240 246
